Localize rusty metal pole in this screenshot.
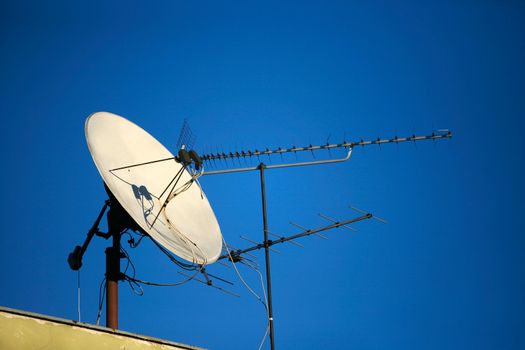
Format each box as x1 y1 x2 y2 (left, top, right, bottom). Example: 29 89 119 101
105 232 120 329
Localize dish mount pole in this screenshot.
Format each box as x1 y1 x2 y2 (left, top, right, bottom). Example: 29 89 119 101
68 193 134 330
67 199 122 328
259 163 275 350
105 229 121 329
103 189 140 330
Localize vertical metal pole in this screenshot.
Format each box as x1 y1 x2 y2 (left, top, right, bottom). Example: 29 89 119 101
106 232 120 329
259 163 275 350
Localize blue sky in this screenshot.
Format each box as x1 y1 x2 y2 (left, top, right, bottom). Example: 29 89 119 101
1 1 524 349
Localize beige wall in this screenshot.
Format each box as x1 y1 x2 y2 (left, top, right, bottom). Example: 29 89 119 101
0 308 202 350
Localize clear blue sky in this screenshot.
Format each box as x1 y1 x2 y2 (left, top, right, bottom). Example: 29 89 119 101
1 1 524 349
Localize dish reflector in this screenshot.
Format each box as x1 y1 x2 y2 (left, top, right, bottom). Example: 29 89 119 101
85 112 222 264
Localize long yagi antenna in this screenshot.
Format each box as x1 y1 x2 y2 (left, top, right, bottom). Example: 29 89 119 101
201 129 452 163
201 130 451 175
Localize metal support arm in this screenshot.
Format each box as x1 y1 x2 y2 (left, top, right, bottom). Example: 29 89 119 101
67 200 110 271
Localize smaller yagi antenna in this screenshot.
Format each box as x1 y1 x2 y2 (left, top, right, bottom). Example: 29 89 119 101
199 207 385 350
219 211 377 263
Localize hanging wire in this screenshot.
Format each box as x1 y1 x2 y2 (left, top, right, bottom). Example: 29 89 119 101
151 239 200 271
120 235 205 288
122 229 147 249
123 267 202 287
121 245 137 279
125 277 144 296
95 277 106 326
239 259 270 350
77 270 81 322
222 236 267 309
222 235 271 350
119 231 208 294
119 243 144 295
258 325 271 350
239 259 268 308
119 243 195 294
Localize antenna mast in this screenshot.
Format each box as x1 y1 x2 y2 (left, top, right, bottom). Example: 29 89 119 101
202 130 452 350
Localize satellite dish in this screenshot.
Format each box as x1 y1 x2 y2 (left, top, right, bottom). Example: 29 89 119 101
85 112 222 264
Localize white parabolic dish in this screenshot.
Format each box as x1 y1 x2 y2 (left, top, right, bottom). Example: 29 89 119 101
85 112 222 264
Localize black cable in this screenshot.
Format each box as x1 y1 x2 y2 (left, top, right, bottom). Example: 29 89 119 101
125 277 144 296
119 238 201 295
130 234 147 248
151 238 199 271
120 245 136 279
121 229 147 249
123 267 201 287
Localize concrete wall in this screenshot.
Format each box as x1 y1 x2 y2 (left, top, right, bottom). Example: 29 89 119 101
0 307 203 350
